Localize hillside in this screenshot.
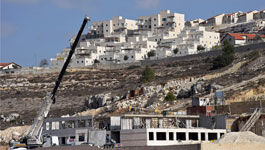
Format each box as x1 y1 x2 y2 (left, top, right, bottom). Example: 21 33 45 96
0 46 265 130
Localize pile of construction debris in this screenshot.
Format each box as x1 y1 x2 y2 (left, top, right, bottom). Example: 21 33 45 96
0 125 29 144
216 131 265 144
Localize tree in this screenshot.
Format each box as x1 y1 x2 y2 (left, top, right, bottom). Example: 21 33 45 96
147 50 156 58
39 59 48 67
212 40 235 69
140 66 155 83
124 55 129 61
173 48 179 54
94 59 100 64
164 92 176 101
222 40 235 55
197 45 205 51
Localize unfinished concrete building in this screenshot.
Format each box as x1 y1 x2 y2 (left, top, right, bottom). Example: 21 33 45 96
42 116 102 146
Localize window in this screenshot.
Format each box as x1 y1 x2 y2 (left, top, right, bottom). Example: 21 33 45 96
67 120 75 128
113 24 115 26
78 133 85 142
77 61 79 63
131 56 134 58
162 24 164 26
208 133 217 141
149 132 154 140
201 133 205 141
156 132 166 140
106 30 108 32
220 133 224 138
78 120 86 128
154 18 157 21
46 122 49 130
189 133 198 141
81 61 83 63
145 25 147 28
106 24 108 26
101 58 103 60
154 24 156 26
61 121 66 129
177 132 186 141
149 25 151 28
87 119 92 127
169 132 174 140
162 18 166 21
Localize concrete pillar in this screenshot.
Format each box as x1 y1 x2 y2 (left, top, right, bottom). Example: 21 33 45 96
75 120 78 128
154 132 157 141
186 132 189 141
198 132 201 141
174 132 177 141
166 131 169 141
196 120 199 127
59 121 62 129
205 132 208 141
217 133 220 139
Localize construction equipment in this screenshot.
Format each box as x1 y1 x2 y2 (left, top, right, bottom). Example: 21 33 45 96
240 108 261 131
15 16 91 148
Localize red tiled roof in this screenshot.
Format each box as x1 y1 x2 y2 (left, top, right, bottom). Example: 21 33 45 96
228 33 257 40
207 14 224 20
0 63 11 67
260 35 265 38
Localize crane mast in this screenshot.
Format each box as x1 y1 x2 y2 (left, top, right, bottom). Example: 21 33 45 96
24 16 90 147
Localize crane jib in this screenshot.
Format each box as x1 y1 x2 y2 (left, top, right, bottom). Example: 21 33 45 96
51 16 90 102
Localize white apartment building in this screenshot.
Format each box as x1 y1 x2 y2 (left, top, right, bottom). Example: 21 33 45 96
138 10 185 34
222 11 243 24
155 26 220 59
254 10 265 20
238 10 258 23
201 10 263 26
204 14 225 26
90 16 138 36
176 27 220 55
185 18 205 27
50 10 222 68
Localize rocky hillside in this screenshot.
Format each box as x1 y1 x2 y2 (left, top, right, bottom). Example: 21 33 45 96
1 47 265 130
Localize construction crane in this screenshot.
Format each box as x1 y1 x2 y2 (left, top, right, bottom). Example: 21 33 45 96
15 16 90 148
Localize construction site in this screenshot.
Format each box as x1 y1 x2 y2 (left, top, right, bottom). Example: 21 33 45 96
1 13 265 150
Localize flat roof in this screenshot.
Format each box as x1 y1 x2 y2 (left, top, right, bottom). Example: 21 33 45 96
45 115 93 122
121 114 200 119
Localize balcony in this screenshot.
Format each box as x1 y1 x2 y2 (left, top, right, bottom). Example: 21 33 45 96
136 20 144 25
88 26 97 31
167 17 176 23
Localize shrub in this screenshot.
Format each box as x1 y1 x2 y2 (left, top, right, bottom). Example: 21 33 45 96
173 48 179 54
197 45 205 51
140 66 155 83
94 59 100 64
147 50 156 58
165 92 176 101
124 55 129 61
212 40 235 69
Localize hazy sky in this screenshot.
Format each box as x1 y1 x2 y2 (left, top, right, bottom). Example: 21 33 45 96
1 0 265 66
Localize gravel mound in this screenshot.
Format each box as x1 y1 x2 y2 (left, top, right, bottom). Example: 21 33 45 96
216 131 265 144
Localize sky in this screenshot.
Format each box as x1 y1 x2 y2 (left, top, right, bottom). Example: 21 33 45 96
1 0 265 67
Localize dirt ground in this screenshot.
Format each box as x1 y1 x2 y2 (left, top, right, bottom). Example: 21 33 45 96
1 48 265 130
